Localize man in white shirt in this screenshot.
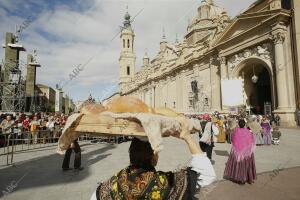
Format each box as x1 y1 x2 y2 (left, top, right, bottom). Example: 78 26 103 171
199 117 219 160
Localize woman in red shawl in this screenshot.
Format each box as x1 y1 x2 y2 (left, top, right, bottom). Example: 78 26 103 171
223 119 256 184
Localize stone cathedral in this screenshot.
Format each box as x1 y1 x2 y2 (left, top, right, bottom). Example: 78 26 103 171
118 0 300 126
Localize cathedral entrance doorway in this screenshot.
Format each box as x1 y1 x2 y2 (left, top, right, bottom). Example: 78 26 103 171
237 58 274 115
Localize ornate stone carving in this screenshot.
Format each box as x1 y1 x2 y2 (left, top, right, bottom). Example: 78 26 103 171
272 32 285 45
227 43 273 70
257 44 272 60
220 56 226 64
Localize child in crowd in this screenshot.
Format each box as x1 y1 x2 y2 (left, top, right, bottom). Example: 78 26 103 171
271 126 281 145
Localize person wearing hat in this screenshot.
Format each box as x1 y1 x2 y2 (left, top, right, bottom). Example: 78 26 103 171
90 119 216 200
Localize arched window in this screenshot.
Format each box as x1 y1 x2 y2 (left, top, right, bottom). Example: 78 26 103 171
127 39 130 48
127 66 130 75
123 39 125 48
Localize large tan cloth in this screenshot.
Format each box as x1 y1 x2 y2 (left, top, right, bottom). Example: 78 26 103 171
57 113 83 154
102 112 183 152
57 112 200 153
57 96 200 154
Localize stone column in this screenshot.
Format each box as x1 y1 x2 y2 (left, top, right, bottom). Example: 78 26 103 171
176 72 183 113
220 56 228 79
152 86 156 108
219 56 229 113
210 57 222 111
273 32 289 109
272 24 296 126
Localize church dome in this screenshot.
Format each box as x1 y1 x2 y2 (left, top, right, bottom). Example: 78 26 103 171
187 0 229 32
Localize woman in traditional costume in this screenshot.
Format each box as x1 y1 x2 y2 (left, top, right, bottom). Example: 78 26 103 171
216 116 226 143
90 120 216 200
261 117 272 145
247 116 264 145
223 119 256 184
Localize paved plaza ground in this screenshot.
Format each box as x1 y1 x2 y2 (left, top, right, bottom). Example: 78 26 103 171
0 128 300 200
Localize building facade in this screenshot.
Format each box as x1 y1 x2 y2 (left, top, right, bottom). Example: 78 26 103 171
55 86 63 113
36 84 56 112
119 0 300 126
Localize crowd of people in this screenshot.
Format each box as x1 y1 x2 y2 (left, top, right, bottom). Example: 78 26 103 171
189 112 282 146
188 111 282 185
0 112 69 147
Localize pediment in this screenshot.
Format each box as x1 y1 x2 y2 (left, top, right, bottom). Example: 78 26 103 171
213 13 274 46
243 0 270 14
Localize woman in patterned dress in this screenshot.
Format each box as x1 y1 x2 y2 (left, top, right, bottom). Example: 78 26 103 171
90 120 216 200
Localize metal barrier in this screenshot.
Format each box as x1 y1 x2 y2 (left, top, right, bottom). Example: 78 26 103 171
0 129 62 165
0 131 131 166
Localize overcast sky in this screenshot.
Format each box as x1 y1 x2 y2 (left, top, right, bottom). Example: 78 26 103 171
0 0 256 102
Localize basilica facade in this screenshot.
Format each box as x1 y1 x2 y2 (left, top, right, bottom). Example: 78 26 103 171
118 0 300 126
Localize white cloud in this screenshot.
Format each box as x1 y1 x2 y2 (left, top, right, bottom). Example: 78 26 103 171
0 0 256 101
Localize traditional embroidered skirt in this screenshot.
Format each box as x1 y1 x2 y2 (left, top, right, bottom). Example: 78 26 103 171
223 152 257 184
255 134 264 145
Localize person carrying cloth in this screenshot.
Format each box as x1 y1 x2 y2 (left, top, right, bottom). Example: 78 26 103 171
90 118 216 200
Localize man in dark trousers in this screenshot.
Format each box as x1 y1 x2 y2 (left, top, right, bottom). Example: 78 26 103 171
62 139 83 171
199 116 219 162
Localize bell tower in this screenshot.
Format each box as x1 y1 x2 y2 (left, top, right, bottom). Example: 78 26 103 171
119 8 136 91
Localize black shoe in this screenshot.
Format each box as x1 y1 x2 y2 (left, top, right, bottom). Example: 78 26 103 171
74 167 84 171
62 168 73 171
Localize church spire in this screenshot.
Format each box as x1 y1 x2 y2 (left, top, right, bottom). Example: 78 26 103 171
143 48 150 67
175 33 179 43
119 5 136 92
160 27 167 52
162 26 166 41
123 5 131 28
